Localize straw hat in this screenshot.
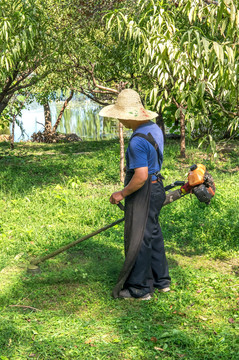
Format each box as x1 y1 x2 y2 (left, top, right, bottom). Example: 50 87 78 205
99 89 158 121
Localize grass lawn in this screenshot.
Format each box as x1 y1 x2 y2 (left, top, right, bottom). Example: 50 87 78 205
0 139 238 360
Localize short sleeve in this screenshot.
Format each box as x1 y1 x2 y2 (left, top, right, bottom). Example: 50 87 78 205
127 137 149 169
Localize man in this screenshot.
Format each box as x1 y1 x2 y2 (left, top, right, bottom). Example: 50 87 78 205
99 89 171 300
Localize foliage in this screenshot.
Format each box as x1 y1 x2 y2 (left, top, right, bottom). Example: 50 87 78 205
106 0 239 143
0 0 55 116
0 0 135 126
0 139 238 359
1 0 238 151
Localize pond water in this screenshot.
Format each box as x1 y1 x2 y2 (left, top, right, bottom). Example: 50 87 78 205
14 94 122 141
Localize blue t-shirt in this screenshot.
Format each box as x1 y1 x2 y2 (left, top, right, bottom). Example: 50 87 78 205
126 121 164 180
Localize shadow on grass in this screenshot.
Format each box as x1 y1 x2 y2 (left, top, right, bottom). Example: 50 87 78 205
1 250 238 359
1 231 238 359
0 140 120 195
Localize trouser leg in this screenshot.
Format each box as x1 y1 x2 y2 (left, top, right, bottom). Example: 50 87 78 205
125 181 170 298
151 223 171 289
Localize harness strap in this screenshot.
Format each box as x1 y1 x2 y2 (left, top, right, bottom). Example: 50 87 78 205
130 132 164 178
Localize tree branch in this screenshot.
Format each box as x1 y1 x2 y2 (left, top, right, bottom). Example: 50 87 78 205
52 90 74 133
7 72 51 95
205 89 237 118
79 87 111 106
7 67 37 93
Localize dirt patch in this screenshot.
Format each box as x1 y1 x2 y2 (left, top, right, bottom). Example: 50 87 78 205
172 254 239 275
32 131 82 143
0 134 11 142
217 143 238 154
218 166 239 173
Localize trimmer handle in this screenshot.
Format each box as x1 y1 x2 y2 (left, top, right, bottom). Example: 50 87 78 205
164 181 185 191
117 202 125 211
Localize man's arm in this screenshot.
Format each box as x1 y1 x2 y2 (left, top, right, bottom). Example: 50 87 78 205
109 167 148 204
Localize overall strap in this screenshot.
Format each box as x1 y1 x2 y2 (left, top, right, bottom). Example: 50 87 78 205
130 132 163 168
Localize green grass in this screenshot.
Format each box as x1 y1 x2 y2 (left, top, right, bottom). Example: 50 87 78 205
0 139 238 360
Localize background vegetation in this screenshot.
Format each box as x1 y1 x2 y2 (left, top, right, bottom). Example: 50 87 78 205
1 0 238 155
0 139 238 359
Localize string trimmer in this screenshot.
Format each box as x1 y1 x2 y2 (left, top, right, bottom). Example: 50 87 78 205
28 164 215 272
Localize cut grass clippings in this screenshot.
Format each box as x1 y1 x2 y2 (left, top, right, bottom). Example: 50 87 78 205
0 139 238 360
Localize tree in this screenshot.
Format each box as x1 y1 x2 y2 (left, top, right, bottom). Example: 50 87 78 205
106 0 239 156
0 0 55 116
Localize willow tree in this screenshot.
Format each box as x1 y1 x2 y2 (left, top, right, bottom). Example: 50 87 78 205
106 0 239 157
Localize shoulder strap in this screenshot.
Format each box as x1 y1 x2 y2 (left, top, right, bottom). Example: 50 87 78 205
130 132 163 167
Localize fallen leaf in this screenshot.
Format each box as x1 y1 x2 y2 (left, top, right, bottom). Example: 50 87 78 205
150 337 157 343
154 347 164 351
228 318 235 323
178 312 186 316
85 339 93 344
199 315 208 321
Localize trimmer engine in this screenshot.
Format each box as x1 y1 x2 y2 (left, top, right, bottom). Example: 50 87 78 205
163 164 216 206
187 164 216 204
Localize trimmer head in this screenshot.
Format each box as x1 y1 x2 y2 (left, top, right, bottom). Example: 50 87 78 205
27 264 41 274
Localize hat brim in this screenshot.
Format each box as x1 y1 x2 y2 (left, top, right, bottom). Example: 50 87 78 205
99 104 158 121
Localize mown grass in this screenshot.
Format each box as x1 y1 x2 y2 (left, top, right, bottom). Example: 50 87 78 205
0 139 238 360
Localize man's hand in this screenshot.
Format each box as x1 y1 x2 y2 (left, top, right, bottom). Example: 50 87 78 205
110 191 124 204
109 167 148 205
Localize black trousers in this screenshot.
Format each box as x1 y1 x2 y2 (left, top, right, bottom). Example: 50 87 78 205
125 181 171 297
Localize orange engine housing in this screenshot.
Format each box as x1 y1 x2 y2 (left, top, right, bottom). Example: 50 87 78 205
188 164 206 187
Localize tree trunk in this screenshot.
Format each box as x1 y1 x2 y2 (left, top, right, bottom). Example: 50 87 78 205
44 102 52 133
0 100 8 115
155 109 166 142
180 110 186 158
119 122 124 183
10 115 16 150
52 90 74 133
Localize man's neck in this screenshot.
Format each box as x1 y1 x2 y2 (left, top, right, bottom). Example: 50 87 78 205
131 120 150 131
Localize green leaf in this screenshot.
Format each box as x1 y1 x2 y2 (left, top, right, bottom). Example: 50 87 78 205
213 42 224 64
190 94 196 106
5 58 9 71
220 19 227 35
226 46 234 63
164 89 168 100
230 2 236 24
175 108 181 119
202 37 210 63
199 82 205 98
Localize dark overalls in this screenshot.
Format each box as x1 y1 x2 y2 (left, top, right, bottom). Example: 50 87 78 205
124 132 171 298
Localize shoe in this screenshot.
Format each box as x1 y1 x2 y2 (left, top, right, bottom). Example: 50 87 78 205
158 287 170 293
119 289 152 300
